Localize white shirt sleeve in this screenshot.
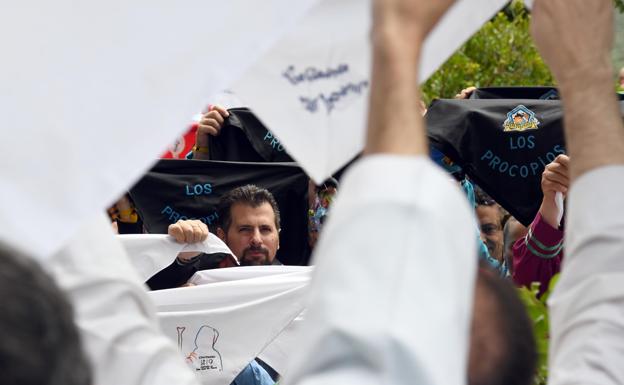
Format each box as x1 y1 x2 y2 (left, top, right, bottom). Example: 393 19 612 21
45 213 199 385
285 155 477 385
549 165 624 385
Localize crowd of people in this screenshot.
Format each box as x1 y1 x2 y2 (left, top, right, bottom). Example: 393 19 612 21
2 0 624 385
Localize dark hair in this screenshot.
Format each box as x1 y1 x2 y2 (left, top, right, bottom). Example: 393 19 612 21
469 267 537 385
474 185 497 207
317 177 339 191
474 185 510 228
217 185 281 232
0 243 92 385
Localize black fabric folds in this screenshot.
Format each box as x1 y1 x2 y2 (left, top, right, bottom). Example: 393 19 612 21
129 159 310 266
427 93 624 226
207 108 294 163
427 98 565 226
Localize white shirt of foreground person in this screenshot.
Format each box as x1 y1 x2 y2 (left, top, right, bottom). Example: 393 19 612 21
285 155 477 385
45 214 199 385
549 165 624 385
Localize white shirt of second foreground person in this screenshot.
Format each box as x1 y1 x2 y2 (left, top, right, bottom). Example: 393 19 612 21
284 155 477 385
549 165 624 385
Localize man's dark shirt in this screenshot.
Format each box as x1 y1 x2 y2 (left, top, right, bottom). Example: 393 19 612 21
145 253 282 290
146 252 232 290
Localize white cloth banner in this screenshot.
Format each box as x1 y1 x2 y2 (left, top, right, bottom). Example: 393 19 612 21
119 234 236 282
46 213 201 385
257 311 305 378
232 0 509 183
0 0 319 260
152 266 312 385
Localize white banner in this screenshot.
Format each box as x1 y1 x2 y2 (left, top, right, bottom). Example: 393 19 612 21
232 0 510 183
0 0 319 260
119 234 235 282
152 266 312 385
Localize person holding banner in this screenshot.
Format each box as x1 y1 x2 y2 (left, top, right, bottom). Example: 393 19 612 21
147 185 281 291
287 1 624 385
512 154 568 293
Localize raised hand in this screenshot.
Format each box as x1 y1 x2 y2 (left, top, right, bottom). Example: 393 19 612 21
168 219 209 244
539 154 569 228
195 105 229 147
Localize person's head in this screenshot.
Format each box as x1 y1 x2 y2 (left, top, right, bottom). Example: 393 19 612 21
502 217 528 275
216 185 280 266
0 243 91 385
468 266 537 385
475 187 507 262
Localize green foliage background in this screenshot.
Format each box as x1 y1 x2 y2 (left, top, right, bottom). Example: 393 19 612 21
517 275 559 385
422 0 624 104
614 9 624 76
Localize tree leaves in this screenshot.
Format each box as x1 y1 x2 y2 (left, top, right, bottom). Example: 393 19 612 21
516 274 560 385
422 0 554 103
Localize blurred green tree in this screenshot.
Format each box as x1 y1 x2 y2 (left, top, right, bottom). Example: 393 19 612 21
422 1 552 104
422 0 624 104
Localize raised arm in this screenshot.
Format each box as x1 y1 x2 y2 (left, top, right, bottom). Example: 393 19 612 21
192 105 229 160
531 1 624 180
512 155 568 291
531 1 624 384
286 2 479 385
364 0 454 156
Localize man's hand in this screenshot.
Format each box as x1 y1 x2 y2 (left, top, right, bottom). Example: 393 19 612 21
531 0 613 92
169 220 209 262
195 105 229 148
373 0 456 43
539 154 569 228
454 86 476 100
168 220 209 244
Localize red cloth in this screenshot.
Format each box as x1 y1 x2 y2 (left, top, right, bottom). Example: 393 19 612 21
512 212 563 294
160 123 198 159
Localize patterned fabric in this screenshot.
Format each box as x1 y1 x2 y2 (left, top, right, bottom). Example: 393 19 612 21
512 212 563 293
308 187 337 233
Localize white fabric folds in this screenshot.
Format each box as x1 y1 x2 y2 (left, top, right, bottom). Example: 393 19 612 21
233 0 510 184
119 234 236 281
152 266 312 385
0 0 319 260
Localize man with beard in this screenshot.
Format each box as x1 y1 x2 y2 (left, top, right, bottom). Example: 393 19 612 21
213 184 281 267
146 184 280 290
147 184 281 385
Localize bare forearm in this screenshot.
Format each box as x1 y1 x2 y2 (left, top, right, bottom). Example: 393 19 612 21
559 68 624 181
365 23 427 156
531 0 624 181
